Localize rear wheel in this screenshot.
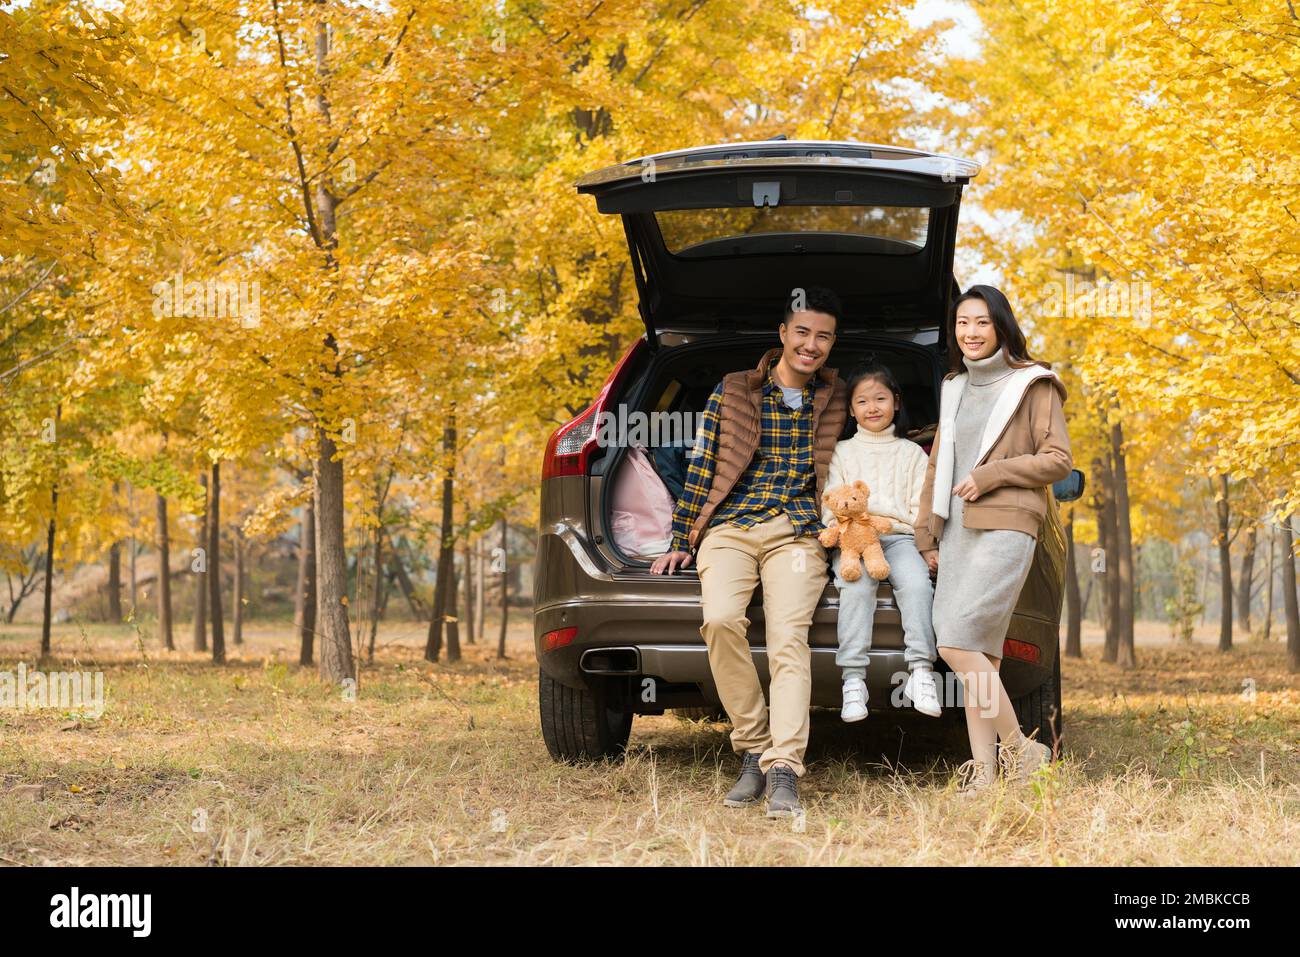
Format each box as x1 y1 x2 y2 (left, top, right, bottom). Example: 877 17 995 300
539 668 633 761
1012 650 1063 749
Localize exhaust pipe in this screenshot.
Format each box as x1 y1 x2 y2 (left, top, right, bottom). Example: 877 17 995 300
579 647 641 675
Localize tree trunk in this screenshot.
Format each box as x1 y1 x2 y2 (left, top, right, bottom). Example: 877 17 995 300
425 412 459 663
427 550 446 662
1110 422 1136 668
128 483 138 616
1215 474 1233 651
302 17 354 686
1262 522 1276 642
426 538 446 662
193 472 209 653
496 515 509 659
1282 516 1298 673
157 493 174 650
40 484 57 659
367 529 383 663
232 532 244 646
107 540 122 623
1093 450 1119 662
1237 522 1257 634
389 542 425 618
295 500 316 666
315 427 355 683
1198 536 1213 625
129 537 138 617
379 564 393 618
463 535 476 645
4 547 42 624
1064 507 1082 658
446 549 461 662
475 537 486 641
209 461 225 664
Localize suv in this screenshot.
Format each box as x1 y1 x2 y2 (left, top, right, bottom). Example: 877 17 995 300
534 139 1083 761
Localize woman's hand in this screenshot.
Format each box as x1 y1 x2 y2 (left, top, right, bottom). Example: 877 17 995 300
952 474 982 502
921 548 938 576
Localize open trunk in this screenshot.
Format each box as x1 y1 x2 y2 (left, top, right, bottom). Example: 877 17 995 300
593 331 944 575
576 138 977 340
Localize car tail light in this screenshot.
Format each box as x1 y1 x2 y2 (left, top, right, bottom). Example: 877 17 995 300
1003 638 1041 664
542 626 577 652
541 338 647 480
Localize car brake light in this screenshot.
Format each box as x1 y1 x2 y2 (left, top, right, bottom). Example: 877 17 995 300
541 339 647 480
541 405 600 479
542 626 577 652
1002 638 1041 664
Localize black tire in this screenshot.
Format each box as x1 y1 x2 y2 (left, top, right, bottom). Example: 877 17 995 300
539 668 633 762
1012 650 1063 749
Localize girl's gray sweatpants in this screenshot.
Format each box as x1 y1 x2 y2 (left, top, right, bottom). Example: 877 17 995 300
830 534 937 679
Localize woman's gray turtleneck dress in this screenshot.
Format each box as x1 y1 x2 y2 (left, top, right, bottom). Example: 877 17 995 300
931 347 1038 657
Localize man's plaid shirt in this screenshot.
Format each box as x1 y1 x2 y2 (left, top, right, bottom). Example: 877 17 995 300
669 370 826 553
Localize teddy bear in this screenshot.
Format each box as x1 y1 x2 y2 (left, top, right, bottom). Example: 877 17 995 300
818 480 893 583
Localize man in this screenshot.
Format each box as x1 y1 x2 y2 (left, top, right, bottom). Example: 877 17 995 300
651 287 847 819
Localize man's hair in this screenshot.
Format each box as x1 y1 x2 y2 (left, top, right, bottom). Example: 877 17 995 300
783 286 842 330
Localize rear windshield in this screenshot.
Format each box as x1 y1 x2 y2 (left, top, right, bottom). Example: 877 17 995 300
655 205 930 256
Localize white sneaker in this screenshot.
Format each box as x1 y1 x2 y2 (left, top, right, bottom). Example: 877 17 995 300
841 676 868 722
903 669 942 717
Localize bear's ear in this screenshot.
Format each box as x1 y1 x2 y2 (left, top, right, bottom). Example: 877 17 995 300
853 479 870 493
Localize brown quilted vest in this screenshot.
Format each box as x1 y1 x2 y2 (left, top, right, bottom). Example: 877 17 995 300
687 347 847 550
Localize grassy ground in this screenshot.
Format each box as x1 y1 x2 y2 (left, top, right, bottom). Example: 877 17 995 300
1 615 1297 865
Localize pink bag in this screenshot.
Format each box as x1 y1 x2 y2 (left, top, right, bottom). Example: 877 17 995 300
611 446 675 558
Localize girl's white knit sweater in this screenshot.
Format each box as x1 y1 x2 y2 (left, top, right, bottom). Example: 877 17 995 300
821 422 930 535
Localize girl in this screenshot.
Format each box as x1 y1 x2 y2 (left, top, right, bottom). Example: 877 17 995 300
824 361 942 723
913 285 1074 795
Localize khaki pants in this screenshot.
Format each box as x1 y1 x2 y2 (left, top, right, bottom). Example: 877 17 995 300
695 513 828 776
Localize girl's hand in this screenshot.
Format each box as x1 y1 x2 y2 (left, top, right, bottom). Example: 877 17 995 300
953 474 981 502
921 549 938 576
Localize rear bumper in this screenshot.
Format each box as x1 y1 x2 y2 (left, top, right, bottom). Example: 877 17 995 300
535 595 1057 712
583 643 958 711
534 500 1064 710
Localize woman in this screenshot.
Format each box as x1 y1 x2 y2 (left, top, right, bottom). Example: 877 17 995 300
913 285 1074 795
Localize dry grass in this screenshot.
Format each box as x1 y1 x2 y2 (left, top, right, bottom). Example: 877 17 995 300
1 616 1297 866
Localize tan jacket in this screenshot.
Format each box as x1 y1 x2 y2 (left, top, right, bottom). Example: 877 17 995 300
914 371 1072 553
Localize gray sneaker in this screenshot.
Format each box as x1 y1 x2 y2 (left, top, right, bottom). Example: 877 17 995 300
999 732 1053 784
722 751 766 808
765 764 801 819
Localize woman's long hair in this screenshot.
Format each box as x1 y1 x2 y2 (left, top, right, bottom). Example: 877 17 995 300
945 285 1051 375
